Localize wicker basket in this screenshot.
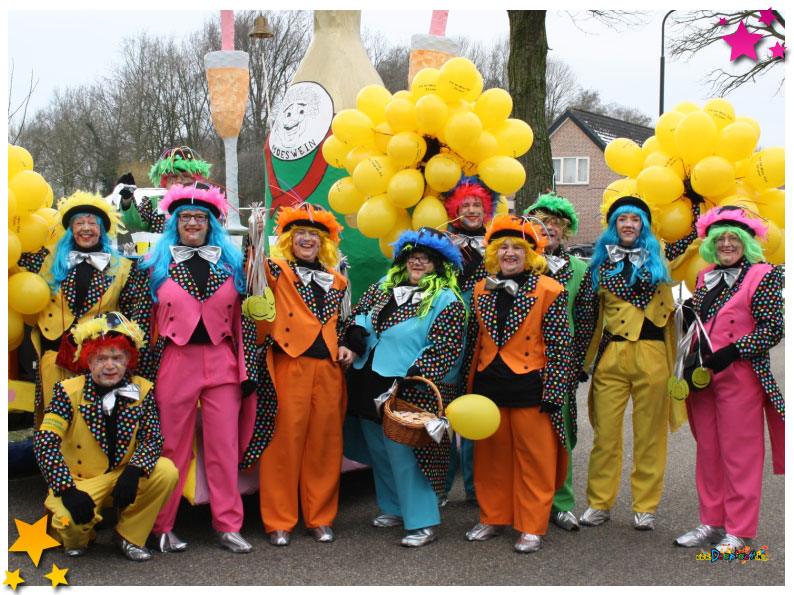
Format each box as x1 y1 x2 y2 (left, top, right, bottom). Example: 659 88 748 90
382 376 444 448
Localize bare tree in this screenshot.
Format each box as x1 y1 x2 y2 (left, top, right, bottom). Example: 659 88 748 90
7 62 39 144
544 57 578 124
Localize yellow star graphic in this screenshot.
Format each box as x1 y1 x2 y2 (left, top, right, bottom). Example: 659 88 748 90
3 569 25 591
59 518 69 528
43 564 69 588
8 516 61 567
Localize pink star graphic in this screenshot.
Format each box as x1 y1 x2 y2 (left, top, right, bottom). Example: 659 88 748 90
719 17 727 25
770 42 786 59
758 8 776 27
722 21 765 61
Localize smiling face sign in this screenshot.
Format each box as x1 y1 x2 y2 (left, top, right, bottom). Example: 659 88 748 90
271 82 334 160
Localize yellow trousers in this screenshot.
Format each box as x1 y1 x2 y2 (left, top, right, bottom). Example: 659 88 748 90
586 340 670 513
45 458 179 547
37 350 71 428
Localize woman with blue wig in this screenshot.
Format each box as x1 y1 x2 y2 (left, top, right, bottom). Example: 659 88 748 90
344 227 467 547
18 191 134 427
573 196 686 531
127 182 265 554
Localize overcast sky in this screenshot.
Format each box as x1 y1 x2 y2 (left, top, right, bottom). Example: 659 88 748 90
6 6 789 149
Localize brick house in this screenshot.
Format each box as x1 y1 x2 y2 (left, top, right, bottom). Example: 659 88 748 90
547 109 654 244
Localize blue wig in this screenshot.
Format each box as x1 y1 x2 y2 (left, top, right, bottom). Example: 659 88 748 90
589 205 670 290
139 205 246 301
47 213 120 294
391 227 463 270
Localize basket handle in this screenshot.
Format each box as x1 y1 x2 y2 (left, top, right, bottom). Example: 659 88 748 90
394 375 444 418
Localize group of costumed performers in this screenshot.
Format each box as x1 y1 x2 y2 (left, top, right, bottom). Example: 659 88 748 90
18 192 136 428
33 312 178 562
670 205 784 552
125 181 270 554
464 214 572 553
573 196 686 531
253 204 351 547
344 227 467 547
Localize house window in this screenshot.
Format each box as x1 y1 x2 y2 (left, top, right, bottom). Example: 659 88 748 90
552 157 589 185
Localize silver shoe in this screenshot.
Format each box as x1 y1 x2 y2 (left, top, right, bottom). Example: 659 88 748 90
64 546 88 557
438 494 448 508
217 531 252 553
551 510 580 531
514 533 543 553
715 534 747 553
119 537 152 562
674 524 726 547
309 526 335 543
579 507 610 526
268 530 291 546
372 514 403 528
633 512 656 531
147 531 188 553
465 522 504 541
400 526 437 547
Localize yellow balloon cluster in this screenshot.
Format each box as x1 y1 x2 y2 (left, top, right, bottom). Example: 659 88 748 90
603 99 785 291
322 57 533 258
8 143 58 349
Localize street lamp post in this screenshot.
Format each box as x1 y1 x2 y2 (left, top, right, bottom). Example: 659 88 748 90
659 10 675 116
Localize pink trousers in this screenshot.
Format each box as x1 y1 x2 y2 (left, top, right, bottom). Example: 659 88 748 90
152 341 243 533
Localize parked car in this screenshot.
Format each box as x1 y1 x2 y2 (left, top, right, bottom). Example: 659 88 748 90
566 242 594 259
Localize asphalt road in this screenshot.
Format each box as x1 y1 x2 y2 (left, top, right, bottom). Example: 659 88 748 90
7 342 784 586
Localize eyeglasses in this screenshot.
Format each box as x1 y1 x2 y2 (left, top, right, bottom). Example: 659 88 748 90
178 213 208 224
715 235 741 246
406 254 431 265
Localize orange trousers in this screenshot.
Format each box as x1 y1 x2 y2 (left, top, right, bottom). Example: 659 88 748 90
259 353 346 532
474 406 567 535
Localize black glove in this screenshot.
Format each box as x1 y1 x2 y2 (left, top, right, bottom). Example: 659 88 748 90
345 325 371 356
540 400 562 414
111 465 142 510
398 365 423 390
116 173 136 207
702 343 740 374
681 299 697 331
117 173 135 186
60 486 96 525
578 370 589 383
241 379 257 399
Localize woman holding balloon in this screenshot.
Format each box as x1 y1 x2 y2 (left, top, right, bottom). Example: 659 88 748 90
464 214 572 553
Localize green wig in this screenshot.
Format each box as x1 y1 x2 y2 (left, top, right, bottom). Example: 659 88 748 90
524 192 579 237
699 224 764 265
149 146 212 187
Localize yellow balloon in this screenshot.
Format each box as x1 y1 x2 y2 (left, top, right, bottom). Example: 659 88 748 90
659 199 694 243
9 271 51 314
374 121 394 154
496 195 509 214
703 98 735 130
444 112 483 152
16 146 34 171
387 132 427 169
731 180 760 200
415 94 449 136
356 85 393 125
602 178 639 203
410 68 440 99
674 101 700 114
445 393 501 440
437 57 479 102
690 156 735 197
714 122 758 163
9 188 18 218
765 230 785 265
636 165 684 206
8 144 24 180
331 109 375 147
9 231 22 268
716 194 759 212
491 119 534 158
686 253 710 293
474 88 513 129
675 111 718 165
328 177 366 215
378 209 413 259
345 146 381 176
387 168 425 208
456 131 499 165
655 111 685 156
446 99 473 117
41 184 54 210
734 115 761 138
35 207 62 244
756 188 784 229
604 138 644 178
10 213 49 252
478 156 526 195
424 153 462 192
385 97 418 134
357 194 398 238
411 195 448 230
746 147 785 190
322 135 352 169
8 170 52 215
760 220 782 256
10 308 25 350
352 156 396 197
344 213 359 229
641 135 660 159
643 151 686 180
392 90 412 101
463 69 484 103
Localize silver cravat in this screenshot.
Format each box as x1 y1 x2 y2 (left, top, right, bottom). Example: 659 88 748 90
169 245 222 264
484 276 519 296
295 266 335 293
393 286 425 306
66 251 111 271
606 244 647 267
101 383 141 416
545 254 566 274
703 267 741 291
449 234 486 258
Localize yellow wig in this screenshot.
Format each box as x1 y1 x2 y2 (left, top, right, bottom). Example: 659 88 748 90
484 236 548 275
272 225 340 268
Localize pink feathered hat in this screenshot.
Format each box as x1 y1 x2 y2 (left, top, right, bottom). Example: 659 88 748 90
158 182 229 219
696 205 768 241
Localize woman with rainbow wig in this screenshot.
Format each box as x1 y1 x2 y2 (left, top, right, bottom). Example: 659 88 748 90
673 205 783 553
573 196 686 532
128 182 267 554
344 227 467 547
464 214 572 553
18 191 135 427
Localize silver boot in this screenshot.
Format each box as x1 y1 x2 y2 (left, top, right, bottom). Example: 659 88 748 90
633 512 656 531
217 531 253 553
268 530 291 546
715 534 747 553
372 514 403 528
63 546 88 557
465 522 504 541
309 526 335 543
551 511 580 531
514 533 543 553
579 507 611 526
119 537 152 562
675 524 726 547
400 526 437 547
147 531 188 553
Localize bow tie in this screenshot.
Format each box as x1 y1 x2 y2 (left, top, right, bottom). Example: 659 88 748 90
703 267 741 291
100 383 141 416
546 254 566 274
393 286 425 306
67 251 111 272
449 234 486 258
295 266 335 293
606 245 647 267
484 276 519 296
170 245 222 264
